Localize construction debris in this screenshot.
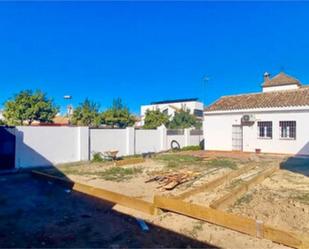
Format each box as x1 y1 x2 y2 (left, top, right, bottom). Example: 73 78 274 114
145 171 199 190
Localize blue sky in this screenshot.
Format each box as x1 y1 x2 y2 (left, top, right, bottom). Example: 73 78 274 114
1 1 309 114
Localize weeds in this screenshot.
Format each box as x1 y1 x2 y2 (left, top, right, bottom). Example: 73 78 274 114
234 193 253 206
175 145 202 152
294 193 309 204
92 167 143 181
155 154 203 169
92 152 105 163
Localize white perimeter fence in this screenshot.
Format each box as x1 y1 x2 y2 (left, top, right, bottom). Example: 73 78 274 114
6 126 203 168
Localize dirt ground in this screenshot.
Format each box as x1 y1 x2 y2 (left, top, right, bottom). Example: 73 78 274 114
0 173 216 248
228 167 309 234
43 153 248 201
6 151 309 249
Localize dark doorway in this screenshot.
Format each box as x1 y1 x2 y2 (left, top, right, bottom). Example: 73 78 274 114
0 127 16 170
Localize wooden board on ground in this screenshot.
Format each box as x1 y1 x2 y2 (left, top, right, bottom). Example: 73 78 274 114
210 165 279 210
177 164 256 199
154 195 309 249
115 157 145 166
32 170 154 215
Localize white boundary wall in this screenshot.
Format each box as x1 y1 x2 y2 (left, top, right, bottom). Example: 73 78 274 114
12 126 203 168
15 126 89 168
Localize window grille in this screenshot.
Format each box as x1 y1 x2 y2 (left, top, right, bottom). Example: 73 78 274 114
279 121 296 139
257 121 272 138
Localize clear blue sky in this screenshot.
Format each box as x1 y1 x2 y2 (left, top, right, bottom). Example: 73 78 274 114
1 1 309 114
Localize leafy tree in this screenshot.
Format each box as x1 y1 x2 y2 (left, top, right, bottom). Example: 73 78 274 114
102 98 135 128
0 119 6 126
143 109 169 129
3 90 58 125
71 98 102 127
168 109 200 129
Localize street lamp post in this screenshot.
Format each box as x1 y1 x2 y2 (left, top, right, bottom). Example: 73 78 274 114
64 95 73 124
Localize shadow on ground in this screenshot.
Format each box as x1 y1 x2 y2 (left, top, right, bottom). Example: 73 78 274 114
280 156 309 177
0 172 217 248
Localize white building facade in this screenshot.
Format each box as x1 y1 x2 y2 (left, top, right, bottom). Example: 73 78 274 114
204 72 309 155
140 98 204 126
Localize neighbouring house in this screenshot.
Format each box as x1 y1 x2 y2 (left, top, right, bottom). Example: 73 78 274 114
30 115 70 126
140 98 204 126
0 110 4 121
204 72 309 155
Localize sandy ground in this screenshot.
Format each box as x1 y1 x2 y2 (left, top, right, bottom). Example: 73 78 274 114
229 169 309 234
48 155 240 202
0 173 216 248
29 151 309 248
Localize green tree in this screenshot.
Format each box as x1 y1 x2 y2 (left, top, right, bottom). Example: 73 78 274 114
71 98 102 127
102 98 135 128
3 90 58 126
143 109 170 129
168 109 200 129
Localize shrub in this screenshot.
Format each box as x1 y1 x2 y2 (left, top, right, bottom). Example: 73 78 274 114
179 145 202 151
91 152 104 163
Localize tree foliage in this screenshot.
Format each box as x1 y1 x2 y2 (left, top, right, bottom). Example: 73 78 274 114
71 98 101 127
168 109 200 129
143 109 170 129
102 98 135 128
3 90 58 125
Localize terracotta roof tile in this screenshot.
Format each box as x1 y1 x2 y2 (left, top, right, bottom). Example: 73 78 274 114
205 86 309 112
262 72 301 87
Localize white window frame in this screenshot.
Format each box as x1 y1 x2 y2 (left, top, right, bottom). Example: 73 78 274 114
279 121 296 140
257 121 272 139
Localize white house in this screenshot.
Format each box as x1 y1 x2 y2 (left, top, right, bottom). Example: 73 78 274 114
204 72 309 155
140 98 204 126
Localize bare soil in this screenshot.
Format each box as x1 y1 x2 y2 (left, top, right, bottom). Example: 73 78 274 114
22 151 309 248
0 173 216 248
229 169 309 234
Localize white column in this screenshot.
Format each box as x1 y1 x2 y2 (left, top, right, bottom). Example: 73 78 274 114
126 127 135 155
184 128 192 147
157 125 167 151
78 127 89 161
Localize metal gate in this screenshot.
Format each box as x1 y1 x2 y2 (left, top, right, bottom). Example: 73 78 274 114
0 127 16 170
232 125 243 151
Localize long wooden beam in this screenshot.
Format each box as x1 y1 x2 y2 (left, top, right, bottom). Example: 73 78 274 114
32 170 155 215
178 164 256 200
154 195 309 249
210 165 279 210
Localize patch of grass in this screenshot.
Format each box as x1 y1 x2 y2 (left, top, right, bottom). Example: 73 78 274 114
294 193 309 204
93 167 143 181
234 193 253 206
206 159 238 170
91 152 105 163
176 145 202 151
155 154 203 169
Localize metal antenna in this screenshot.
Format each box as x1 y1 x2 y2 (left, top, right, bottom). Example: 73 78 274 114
202 75 210 106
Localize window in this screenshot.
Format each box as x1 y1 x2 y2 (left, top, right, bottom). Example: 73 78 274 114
193 109 203 117
257 121 272 138
280 121 296 139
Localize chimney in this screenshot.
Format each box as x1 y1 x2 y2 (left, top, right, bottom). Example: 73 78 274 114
263 72 270 82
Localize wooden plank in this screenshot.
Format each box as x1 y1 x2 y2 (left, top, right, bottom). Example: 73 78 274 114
210 165 279 209
154 195 309 249
32 170 154 215
178 164 256 200
154 195 257 236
